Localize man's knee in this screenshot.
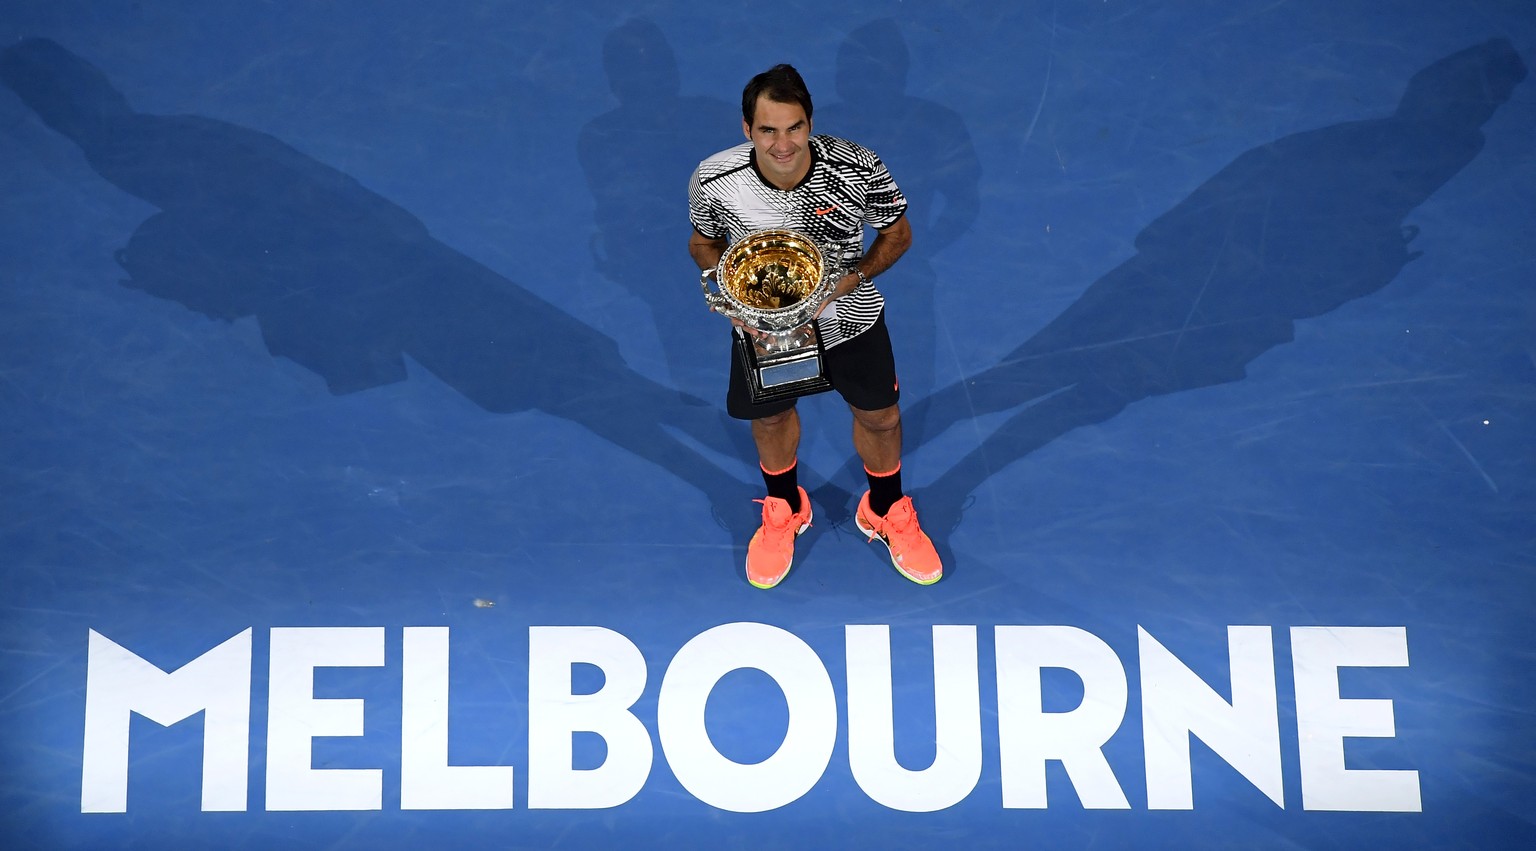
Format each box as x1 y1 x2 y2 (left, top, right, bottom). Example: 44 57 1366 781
754 407 797 429
851 404 901 433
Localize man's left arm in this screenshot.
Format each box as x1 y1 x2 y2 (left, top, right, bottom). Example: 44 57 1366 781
819 217 912 311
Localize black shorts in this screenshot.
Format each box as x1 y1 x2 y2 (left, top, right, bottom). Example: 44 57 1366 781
726 311 900 420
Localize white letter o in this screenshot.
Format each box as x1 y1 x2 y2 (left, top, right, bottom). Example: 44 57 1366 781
658 622 836 812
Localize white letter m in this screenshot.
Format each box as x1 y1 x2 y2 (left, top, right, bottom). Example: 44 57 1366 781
81 629 252 813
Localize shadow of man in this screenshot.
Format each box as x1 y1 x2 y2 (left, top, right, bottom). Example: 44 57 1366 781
902 38 1527 533
1 37 759 543
818 18 982 402
577 19 738 398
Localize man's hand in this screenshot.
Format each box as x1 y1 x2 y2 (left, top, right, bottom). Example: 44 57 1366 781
814 271 862 317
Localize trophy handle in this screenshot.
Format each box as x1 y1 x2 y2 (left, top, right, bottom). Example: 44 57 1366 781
823 265 849 290
700 266 739 319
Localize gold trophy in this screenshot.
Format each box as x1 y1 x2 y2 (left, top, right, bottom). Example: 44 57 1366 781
701 229 839 404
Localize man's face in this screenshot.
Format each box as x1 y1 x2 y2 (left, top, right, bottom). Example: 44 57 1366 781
743 95 811 189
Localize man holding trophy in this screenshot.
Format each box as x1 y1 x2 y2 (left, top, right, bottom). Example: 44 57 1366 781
689 63 942 589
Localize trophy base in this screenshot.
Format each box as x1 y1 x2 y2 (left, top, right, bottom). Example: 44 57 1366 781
735 332 834 405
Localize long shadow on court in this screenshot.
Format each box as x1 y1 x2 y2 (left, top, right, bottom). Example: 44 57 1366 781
0 37 759 546
900 38 1527 535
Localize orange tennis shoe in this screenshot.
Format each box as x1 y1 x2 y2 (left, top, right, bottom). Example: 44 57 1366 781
746 486 812 589
855 492 943 585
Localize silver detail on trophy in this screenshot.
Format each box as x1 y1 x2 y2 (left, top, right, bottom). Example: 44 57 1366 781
701 228 840 404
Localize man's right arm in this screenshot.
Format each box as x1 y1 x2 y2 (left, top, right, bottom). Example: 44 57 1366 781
689 228 727 272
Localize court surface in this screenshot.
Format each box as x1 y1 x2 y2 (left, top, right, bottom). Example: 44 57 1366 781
2 2 1533 848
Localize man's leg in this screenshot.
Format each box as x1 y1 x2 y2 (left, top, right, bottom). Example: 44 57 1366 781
727 336 813 588
851 402 943 585
742 406 812 589
850 403 901 476
753 406 801 473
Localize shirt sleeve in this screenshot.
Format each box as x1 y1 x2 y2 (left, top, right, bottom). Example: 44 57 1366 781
862 154 908 230
688 164 724 239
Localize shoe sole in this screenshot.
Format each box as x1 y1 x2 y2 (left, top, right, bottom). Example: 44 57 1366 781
747 505 812 590
856 512 942 586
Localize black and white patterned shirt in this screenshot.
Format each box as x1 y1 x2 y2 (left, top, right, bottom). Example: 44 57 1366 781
689 134 907 347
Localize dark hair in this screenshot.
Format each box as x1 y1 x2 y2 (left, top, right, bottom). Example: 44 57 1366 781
741 63 813 125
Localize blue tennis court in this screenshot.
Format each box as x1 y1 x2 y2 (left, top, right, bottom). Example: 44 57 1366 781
2 2 1533 848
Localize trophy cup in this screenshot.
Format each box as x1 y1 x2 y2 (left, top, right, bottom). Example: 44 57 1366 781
701 229 840 404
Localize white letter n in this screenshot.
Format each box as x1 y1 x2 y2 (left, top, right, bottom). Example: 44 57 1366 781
1139 626 1283 809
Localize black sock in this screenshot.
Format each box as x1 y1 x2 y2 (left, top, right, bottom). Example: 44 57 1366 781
865 464 903 517
761 461 801 512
